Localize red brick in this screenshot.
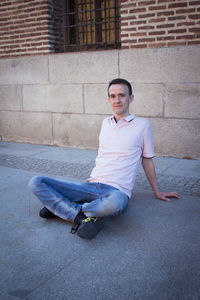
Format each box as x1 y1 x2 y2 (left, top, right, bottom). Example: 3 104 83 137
188 40 200 44
120 9 128 14
138 25 155 30
121 34 129 38
121 22 129 27
189 1 200 5
169 3 188 8
177 21 195 26
120 3 137 9
189 27 200 32
149 30 165 35
121 27 137 32
176 34 197 39
130 32 147 36
130 8 146 13
148 42 166 48
139 37 155 42
131 44 147 48
149 18 165 23
157 24 175 29
149 5 166 10
157 11 174 16
168 41 187 46
168 16 186 21
157 0 174 2
138 13 155 18
168 29 187 34
121 16 137 21
188 14 200 19
121 46 130 49
176 8 195 14
130 20 147 25
157 36 175 41
138 1 156 6
121 39 137 43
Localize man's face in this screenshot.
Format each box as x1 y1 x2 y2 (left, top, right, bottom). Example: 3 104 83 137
108 84 134 120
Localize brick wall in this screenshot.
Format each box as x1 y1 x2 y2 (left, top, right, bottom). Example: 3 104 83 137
120 0 200 49
0 0 63 58
1 0 200 58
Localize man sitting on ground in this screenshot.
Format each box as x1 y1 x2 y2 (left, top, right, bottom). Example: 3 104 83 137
29 78 179 239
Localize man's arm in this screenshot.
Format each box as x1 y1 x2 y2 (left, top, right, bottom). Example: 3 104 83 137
142 157 180 202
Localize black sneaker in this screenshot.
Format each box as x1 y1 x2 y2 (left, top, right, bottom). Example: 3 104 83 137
77 217 104 239
39 207 56 219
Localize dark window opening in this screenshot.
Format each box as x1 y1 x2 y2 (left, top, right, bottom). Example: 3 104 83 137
64 0 121 52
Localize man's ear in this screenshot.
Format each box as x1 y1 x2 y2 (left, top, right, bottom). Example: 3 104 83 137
129 95 134 104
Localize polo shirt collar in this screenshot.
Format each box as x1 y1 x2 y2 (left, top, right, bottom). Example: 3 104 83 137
110 114 135 123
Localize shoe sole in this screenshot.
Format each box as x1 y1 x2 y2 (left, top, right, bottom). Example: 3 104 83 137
39 207 56 219
77 218 104 239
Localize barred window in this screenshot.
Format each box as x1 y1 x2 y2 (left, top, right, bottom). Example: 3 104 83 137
64 0 120 52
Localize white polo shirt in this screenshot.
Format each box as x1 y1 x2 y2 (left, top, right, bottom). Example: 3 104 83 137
88 114 154 197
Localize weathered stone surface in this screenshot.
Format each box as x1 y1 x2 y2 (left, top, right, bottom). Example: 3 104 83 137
165 84 200 119
84 84 112 114
53 113 105 149
49 51 119 84
131 83 164 117
0 111 52 144
151 118 200 159
120 46 200 83
0 85 22 111
0 46 199 158
0 56 48 84
23 84 83 113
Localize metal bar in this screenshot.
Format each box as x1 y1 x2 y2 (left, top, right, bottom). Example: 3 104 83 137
104 0 107 48
65 0 70 50
85 0 88 50
75 0 79 51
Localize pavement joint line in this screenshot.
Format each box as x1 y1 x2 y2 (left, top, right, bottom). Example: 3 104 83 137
23 254 86 299
0 153 199 197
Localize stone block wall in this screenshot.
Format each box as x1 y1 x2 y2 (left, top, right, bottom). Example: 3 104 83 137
0 45 200 159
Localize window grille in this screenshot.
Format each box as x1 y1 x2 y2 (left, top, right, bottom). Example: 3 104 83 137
64 0 120 51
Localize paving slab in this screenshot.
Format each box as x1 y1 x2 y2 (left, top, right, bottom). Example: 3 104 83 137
0 142 199 300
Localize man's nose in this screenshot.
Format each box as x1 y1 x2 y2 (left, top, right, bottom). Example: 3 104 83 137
115 96 121 102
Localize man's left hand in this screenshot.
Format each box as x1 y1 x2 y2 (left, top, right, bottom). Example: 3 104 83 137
155 191 180 203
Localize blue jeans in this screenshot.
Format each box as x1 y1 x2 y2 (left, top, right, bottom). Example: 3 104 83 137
29 176 129 222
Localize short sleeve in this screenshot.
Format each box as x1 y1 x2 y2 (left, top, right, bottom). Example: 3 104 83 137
142 120 154 158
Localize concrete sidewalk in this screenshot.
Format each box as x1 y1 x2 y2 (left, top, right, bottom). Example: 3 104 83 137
0 142 200 300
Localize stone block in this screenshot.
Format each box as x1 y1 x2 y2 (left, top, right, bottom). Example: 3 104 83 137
0 56 48 84
49 51 119 84
119 46 200 83
165 84 200 119
0 85 22 111
150 118 200 159
84 84 112 114
53 113 105 149
130 83 164 117
0 111 52 145
23 84 83 113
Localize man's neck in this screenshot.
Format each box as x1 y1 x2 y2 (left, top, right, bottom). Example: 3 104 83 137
114 113 131 122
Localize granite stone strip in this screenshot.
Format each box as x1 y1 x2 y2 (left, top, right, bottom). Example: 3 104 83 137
0 154 199 197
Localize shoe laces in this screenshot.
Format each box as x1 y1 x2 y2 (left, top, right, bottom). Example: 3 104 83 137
70 217 97 234
82 217 97 223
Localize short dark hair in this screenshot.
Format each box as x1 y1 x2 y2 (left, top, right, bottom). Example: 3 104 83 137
108 78 132 96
